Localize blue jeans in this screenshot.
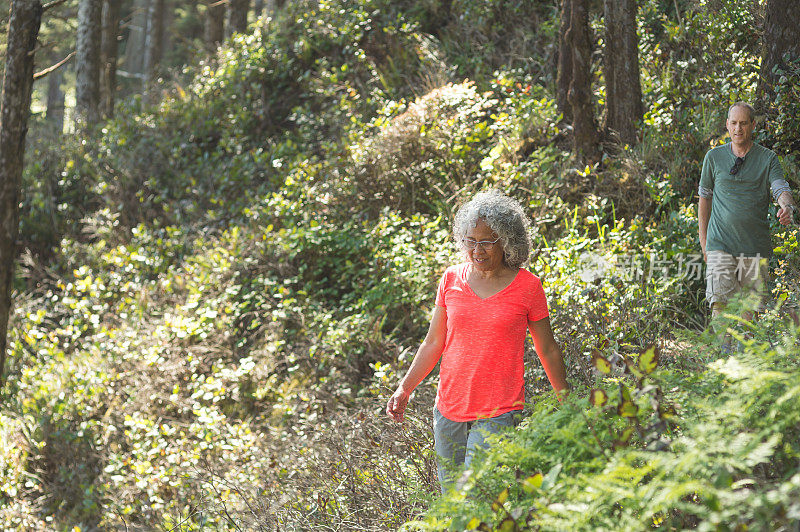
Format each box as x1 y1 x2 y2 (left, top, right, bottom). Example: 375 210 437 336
433 406 521 490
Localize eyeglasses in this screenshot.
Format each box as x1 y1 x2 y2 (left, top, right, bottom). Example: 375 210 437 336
730 156 745 176
463 237 500 251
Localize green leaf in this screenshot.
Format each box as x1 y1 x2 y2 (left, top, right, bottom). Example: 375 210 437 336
466 518 482 530
619 383 633 403
497 517 518 532
618 400 639 418
639 344 660 374
592 350 612 374
496 487 509 504
522 473 543 493
542 463 562 490
658 404 677 419
589 388 608 407
624 355 643 378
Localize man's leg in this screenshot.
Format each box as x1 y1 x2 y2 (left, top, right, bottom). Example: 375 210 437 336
433 406 468 491
707 251 738 350
706 251 737 315
464 410 521 468
736 255 770 322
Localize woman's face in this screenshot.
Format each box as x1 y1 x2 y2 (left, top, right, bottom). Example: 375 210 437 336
465 218 505 272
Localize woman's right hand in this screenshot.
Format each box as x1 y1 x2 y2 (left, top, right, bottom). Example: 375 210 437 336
384 305 447 423
386 387 410 423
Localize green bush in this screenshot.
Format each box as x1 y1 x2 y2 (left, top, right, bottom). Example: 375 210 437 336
348 81 501 216
410 314 800 531
7 0 800 528
760 53 800 161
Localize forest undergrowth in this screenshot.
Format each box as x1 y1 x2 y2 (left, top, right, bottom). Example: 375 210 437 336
3 0 800 530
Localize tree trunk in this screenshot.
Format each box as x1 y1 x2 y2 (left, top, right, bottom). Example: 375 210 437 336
205 0 225 50
567 0 599 161
100 0 122 118
0 0 43 390
143 0 165 94
123 0 150 78
226 0 250 38
46 58 65 134
254 0 264 18
759 0 800 105
162 0 175 64
556 0 573 122
603 0 642 145
76 0 103 125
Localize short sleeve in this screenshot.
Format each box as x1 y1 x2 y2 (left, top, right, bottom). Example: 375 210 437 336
699 150 715 192
435 270 448 308
527 277 549 322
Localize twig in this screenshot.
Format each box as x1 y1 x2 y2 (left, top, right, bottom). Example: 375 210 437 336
203 470 244 532
33 51 74 80
43 0 69 11
164 501 204 532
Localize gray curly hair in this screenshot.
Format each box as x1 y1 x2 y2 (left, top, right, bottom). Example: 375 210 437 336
453 190 532 268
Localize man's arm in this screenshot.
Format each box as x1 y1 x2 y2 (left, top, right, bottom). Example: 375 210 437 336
776 190 796 226
698 196 712 261
770 153 794 225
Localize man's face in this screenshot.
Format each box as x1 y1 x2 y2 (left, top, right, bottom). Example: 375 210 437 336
726 106 755 148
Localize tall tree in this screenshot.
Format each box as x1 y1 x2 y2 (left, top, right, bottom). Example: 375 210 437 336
100 0 122 117
204 0 224 50
226 0 249 38
759 0 800 104
253 0 263 18
142 0 164 93
75 0 102 124
556 0 573 122
123 0 150 78
37 0 78 129
45 53 65 133
567 0 599 161
0 0 43 389
603 0 642 145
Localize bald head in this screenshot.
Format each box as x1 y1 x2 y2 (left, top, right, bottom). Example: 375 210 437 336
728 102 756 122
726 102 756 151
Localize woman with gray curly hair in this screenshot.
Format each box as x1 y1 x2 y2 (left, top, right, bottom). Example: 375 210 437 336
386 190 568 490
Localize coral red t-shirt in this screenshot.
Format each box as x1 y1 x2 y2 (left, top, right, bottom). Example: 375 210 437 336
434 263 549 422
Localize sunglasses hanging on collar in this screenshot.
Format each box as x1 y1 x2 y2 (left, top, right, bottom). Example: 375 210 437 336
730 156 745 175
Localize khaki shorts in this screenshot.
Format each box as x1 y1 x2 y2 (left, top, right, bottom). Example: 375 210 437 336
705 250 769 310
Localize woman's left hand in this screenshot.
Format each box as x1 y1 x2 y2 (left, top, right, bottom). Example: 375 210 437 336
529 317 569 396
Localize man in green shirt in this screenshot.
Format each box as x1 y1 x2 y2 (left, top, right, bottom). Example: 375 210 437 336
698 102 796 318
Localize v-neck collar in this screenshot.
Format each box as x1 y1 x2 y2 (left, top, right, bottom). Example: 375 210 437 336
463 264 522 301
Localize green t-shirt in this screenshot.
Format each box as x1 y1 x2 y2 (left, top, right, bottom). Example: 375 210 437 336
699 142 784 258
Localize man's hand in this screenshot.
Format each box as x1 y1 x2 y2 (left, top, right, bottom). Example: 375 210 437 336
777 205 795 226
386 387 409 423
